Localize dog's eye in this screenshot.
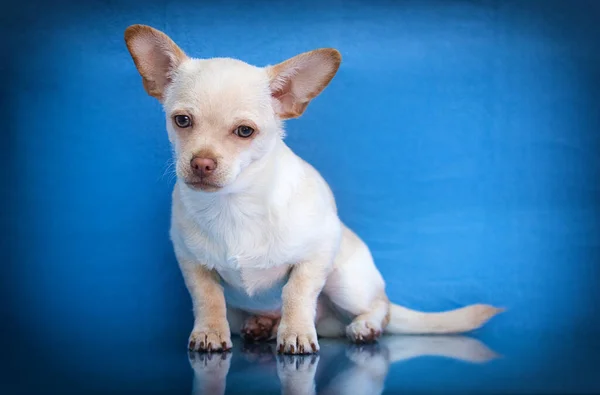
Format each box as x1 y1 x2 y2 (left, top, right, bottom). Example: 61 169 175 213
234 125 255 138
174 115 192 128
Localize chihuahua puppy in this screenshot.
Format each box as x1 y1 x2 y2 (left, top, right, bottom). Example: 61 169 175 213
124 24 502 355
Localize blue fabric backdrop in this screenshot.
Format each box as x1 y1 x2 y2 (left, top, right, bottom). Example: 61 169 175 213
2 0 599 393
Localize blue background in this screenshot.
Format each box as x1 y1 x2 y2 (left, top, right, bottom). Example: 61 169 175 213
2 0 600 393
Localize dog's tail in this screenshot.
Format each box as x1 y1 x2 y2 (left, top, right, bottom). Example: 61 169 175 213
384 303 504 335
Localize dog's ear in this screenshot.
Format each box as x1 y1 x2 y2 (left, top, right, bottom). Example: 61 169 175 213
267 48 341 119
124 24 188 101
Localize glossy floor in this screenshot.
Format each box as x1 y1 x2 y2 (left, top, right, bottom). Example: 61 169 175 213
189 334 600 395
11 331 600 394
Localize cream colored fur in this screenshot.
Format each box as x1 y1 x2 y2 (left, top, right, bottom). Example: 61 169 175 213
124 24 503 355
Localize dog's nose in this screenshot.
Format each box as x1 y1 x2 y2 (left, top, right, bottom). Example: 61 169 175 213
191 157 217 176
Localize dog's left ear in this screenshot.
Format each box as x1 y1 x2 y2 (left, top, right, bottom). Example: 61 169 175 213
267 48 341 119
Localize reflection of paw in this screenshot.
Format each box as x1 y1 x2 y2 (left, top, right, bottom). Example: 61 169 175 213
241 315 279 343
189 328 232 352
346 320 382 344
345 343 385 362
277 354 320 393
188 351 232 377
345 344 389 377
277 354 319 384
277 354 319 373
277 322 319 354
189 351 231 395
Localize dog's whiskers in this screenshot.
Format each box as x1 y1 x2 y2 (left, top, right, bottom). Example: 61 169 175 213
160 159 177 182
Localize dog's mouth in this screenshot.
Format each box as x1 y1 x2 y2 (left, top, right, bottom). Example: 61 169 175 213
185 179 222 192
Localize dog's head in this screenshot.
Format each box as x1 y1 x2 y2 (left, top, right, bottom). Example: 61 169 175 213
124 25 341 193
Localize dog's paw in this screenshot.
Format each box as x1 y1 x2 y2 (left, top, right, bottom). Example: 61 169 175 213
277 323 319 354
241 315 279 343
188 328 232 352
346 320 383 344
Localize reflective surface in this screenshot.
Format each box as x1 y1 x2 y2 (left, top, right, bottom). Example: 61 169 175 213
183 334 600 395
190 336 500 395
5 329 600 393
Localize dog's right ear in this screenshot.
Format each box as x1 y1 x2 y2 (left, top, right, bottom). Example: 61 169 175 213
124 24 188 101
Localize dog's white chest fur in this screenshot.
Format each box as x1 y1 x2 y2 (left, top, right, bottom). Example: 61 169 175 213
183 199 294 288
179 201 297 311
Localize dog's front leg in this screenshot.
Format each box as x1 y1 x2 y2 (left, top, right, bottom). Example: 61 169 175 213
278 257 330 354
179 259 232 352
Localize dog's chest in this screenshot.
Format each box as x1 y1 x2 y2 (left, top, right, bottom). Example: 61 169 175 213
183 199 303 307
219 264 289 313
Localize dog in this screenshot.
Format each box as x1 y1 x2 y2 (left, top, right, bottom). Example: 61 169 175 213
124 24 503 355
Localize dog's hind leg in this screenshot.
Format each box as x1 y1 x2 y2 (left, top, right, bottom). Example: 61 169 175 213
322 227 390 343
324 226 502 340
241 314 281 342
227 307 282 342
344 296 390 343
